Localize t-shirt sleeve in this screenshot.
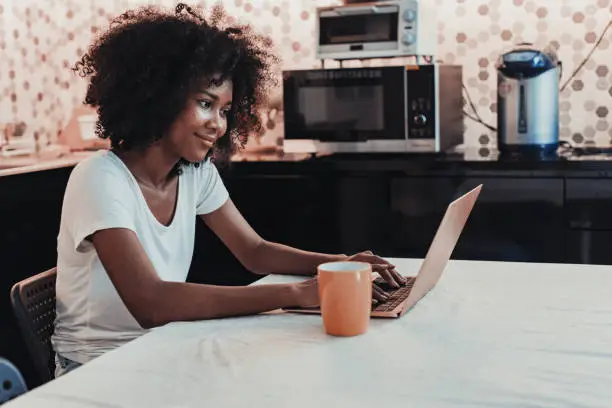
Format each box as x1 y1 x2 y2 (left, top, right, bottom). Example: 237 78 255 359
195 160 230 215
63 160 137 252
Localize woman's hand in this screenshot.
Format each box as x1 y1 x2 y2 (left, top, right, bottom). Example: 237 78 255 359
291 278 320 308
345 251 407 303
291 251 406 307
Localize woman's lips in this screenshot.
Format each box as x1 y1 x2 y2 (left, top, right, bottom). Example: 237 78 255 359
195 133 216 147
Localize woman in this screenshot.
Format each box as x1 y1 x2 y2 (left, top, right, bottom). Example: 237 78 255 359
51 3 406 377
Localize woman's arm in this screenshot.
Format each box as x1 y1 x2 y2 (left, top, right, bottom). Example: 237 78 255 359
200 199 345 276
246 241 346 276
201 200 406 289
91 228 318 329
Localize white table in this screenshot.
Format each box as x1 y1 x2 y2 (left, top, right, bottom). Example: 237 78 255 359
7 258 612 407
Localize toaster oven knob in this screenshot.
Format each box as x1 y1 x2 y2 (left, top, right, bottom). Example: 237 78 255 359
401 33 416 45
413 114 427 126
402 9 417 22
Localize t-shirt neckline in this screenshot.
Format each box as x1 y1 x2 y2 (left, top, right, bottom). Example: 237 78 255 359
106 150 181 230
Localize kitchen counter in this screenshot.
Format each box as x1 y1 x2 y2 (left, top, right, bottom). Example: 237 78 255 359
230 147 612 178
0 151 96 177
5 144 612 179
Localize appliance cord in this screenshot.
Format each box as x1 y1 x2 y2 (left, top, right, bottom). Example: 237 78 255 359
559 19 612 92
464 18 612 136
462 83 497 132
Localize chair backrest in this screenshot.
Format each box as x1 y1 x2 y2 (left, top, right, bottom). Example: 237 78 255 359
0 357 27 404
10 268 57 384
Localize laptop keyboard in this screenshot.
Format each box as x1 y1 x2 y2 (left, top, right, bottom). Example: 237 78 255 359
372 276 415 312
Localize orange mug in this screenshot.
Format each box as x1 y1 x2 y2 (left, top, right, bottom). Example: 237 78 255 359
317 261 372 337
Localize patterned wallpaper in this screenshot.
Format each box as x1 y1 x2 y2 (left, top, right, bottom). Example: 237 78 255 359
1 0 611 150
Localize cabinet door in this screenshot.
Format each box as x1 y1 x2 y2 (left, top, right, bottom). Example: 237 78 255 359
0 167 73 388
334 175 392 255
565 179 612 264
565 179 612 230
388 177 565 263
566 230 612 265
188 174 337 286
227 175 337 252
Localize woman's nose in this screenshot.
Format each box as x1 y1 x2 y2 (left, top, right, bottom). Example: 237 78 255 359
206 113 219 129
205 111 222 131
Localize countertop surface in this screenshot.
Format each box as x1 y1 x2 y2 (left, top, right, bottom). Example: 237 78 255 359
0 151 97 177
230 145 612 177
4 144 612 179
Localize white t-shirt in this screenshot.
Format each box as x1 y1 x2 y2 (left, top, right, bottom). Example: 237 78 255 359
51 150 229 364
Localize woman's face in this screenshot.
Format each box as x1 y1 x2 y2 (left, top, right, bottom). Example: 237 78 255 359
163 78 233 163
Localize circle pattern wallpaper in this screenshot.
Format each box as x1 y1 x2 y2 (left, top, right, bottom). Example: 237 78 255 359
1 0 611 152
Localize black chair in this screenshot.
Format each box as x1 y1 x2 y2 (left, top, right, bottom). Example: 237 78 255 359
10 268 57 384
0 357 27 404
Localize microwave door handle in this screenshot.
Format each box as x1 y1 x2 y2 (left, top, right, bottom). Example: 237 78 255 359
336 6 377 15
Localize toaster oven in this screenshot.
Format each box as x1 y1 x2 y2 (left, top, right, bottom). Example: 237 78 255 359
315 0 437 61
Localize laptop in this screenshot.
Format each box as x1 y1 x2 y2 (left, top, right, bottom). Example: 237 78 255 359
284 184 483 318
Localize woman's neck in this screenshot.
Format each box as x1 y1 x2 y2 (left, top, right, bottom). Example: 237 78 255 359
113 144 179 188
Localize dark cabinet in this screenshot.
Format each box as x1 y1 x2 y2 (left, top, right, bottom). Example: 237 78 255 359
566 230 612 265
388 177 565 263
565 179 612 230
334 175 392 255
565 179 612 264
302 173 569 264
187 173 340 286
226 174 338 252
0 167 73 388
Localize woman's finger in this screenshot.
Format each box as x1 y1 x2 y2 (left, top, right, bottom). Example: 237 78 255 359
372 283 388 302
374 265 401 288
361 253 395 269
389 267 407 285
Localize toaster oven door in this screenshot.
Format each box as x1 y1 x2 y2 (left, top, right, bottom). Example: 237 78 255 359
317 4 400 59
283 67 406 147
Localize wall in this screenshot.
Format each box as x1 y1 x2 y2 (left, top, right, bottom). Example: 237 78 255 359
1 0 611 151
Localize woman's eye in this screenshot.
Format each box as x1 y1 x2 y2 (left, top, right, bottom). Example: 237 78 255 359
198 100 212 109
220 108 231 117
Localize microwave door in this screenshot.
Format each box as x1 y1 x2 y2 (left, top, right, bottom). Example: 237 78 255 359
283 68 407 152
296 84 377 142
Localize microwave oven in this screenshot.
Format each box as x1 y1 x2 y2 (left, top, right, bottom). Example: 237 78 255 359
315 0 437 61
282 65 463 154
